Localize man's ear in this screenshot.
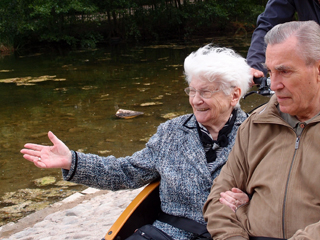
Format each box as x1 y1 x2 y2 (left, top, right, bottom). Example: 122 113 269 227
231 87 241 107
317 60 320 83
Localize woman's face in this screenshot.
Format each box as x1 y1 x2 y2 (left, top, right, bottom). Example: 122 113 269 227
188 77 239 129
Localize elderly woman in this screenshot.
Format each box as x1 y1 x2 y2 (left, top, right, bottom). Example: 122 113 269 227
21 45 251 240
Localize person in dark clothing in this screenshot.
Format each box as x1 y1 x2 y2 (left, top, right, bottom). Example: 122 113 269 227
247 0 320 80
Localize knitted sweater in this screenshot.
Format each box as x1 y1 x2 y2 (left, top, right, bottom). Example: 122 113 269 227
62 108 248 239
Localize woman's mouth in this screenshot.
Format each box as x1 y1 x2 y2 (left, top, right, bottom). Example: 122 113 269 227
196 108 209 112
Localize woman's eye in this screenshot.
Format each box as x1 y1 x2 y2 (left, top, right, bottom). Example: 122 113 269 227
202 91 211 97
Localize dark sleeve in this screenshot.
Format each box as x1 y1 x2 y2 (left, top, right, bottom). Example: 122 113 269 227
246 0 296 76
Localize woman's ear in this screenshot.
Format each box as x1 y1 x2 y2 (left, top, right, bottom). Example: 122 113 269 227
231 87 241 107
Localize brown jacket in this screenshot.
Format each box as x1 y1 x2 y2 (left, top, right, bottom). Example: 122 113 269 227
203 95 320 240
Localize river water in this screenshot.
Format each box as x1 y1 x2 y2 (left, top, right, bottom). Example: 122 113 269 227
0 36 269 225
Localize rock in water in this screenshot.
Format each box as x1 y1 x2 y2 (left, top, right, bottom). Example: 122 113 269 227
33 176 56 186
115 109 144 119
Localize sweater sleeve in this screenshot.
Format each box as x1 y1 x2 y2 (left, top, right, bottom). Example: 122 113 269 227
246 0 296 76
203 122 250 239
61 124 166 190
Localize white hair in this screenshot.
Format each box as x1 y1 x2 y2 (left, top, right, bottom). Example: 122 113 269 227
184 44 251 107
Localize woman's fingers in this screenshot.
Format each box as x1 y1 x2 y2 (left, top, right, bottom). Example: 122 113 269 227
21 132 57 154
220 191 232 201
231 188 244 193
220 189 249 211
48 131 62 146
219 196 236 212
33 159 48 168
220 191 237 206
23 143 44 151
231 188 250 204
21 148 41 157
21 131 72 170
21 153 35 163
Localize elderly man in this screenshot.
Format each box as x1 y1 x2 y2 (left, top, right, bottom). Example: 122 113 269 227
203 20 320 240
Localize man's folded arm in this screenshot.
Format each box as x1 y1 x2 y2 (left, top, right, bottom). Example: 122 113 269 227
203 125 250 239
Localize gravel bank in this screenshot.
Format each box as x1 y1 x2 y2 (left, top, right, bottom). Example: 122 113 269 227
0 187 143 240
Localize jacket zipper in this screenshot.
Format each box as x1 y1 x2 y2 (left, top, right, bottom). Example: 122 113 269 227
295 137 300 150
281 135 300 238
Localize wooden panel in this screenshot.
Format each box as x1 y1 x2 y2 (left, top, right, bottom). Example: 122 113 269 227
104 180 161 240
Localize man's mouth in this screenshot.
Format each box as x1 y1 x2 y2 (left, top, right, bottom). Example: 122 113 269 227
276 95 292 106
277 95 289 100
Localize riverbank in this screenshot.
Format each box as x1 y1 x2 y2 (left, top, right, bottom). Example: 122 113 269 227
0 187 143 239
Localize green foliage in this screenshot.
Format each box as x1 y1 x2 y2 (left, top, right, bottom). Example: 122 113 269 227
27 0 97 46
0 0 268 50
217 0 266 23
0 0 30 49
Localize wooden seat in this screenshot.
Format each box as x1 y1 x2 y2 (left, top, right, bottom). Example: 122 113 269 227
103 180 161 240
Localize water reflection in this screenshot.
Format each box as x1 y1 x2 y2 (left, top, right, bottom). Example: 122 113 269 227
0 36 270 225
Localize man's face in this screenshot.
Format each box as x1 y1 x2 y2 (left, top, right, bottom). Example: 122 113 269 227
266 36 320 121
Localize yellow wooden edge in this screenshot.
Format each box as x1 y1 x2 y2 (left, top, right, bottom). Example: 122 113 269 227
104 180 160 240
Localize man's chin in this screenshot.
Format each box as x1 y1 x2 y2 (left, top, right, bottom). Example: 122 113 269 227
278 104 293 115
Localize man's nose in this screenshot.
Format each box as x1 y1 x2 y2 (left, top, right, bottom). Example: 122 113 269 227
270 75 284 91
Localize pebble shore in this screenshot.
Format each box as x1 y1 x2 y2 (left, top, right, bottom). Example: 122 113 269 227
0 187 143 240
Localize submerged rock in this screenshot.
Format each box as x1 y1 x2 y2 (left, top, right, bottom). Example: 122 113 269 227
140 102 163 107
115 109 144 119
0 187 78 226
55 181 78 187
0 200 48 214
97 149 111 154
161 112 185 120
34 177 56 187
0 75 66 86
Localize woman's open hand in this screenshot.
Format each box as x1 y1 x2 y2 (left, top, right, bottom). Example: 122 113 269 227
20 131 72 170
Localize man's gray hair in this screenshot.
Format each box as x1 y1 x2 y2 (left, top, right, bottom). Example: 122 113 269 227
265 20 320 66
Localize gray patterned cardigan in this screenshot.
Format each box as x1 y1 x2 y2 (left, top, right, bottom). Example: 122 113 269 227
62 107 247 239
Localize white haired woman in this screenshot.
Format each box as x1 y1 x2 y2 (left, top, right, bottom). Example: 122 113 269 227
21 44 251 240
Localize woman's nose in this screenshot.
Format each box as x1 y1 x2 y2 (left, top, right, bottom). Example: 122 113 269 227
192 91 204 104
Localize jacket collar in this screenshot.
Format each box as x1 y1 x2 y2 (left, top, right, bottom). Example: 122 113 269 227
183 114 198 130
252 95 320 125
